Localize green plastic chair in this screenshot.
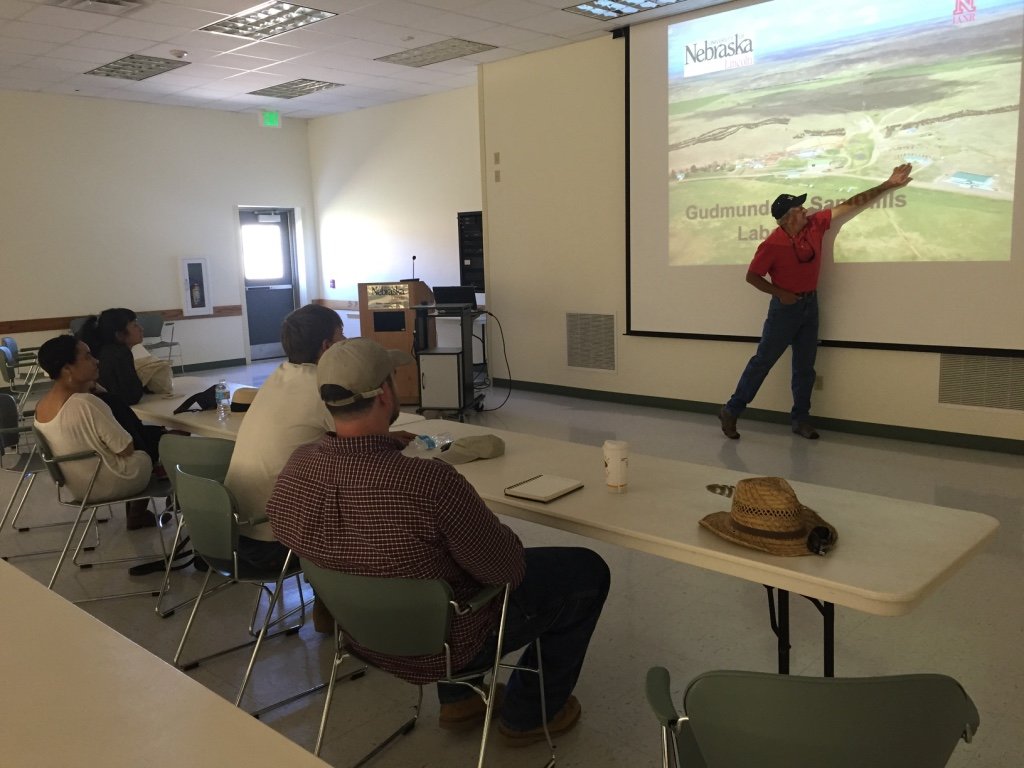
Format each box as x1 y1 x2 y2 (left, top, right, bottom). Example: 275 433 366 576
171 465 305 671
154 434 235 617
303 561 556 768
645 667 980 768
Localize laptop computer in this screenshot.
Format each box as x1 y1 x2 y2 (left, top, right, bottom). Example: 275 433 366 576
432 286 478 309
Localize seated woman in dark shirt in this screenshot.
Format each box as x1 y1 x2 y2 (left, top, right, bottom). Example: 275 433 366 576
77 308 165 464
78 308 146 404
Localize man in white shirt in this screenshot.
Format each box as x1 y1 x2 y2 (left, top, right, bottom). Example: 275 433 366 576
224 304 344 577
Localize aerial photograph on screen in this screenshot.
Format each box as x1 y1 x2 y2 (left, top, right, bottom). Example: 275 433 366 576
667 0 1022 265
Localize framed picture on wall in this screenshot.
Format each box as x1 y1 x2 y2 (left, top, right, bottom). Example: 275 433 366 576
180 258 212 317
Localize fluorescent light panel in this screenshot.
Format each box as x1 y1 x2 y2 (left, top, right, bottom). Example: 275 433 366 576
200 1 336 41
85 54 190 81
564 0 685 20
249 78 342 99
376 38 496 68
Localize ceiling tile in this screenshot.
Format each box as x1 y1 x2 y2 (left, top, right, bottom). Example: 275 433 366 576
0 19 84 43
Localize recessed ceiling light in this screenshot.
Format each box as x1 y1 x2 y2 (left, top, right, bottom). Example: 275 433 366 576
85 54 190 81
45 0 142 16
249 78 342 99
376 39 496 68
563 0 685 20
200 1 336 42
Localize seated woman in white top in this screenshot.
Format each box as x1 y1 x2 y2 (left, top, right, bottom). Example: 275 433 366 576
34 335 156 529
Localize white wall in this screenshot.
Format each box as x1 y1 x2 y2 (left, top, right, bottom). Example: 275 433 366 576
307 87 482 303
478 37 1021 441
2 90 317 364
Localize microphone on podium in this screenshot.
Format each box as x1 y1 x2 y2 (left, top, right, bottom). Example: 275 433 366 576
405 254 417 282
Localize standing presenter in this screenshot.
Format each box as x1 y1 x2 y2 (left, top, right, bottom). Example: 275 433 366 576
719 163 913 440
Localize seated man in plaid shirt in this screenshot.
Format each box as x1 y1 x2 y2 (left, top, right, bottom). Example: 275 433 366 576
266 338 610 745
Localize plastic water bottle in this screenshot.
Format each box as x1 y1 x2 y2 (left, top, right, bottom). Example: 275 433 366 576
411 432 454 452
215 379 230 422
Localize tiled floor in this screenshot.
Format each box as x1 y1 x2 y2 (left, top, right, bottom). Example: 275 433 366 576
2 363 1021 767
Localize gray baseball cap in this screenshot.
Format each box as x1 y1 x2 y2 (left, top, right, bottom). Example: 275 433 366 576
317 338 414 407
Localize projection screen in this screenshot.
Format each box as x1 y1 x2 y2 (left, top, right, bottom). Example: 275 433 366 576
627 0 1024 352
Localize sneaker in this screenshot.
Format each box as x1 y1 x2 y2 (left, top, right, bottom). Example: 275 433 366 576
498 695 581 747
718 407 740 439
438 683 506 732
792 422 820 440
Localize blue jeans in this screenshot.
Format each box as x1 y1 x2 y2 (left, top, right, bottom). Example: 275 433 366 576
437 547 610 730
726 293 819 424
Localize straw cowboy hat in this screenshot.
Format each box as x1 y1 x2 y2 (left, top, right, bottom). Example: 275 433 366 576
700 477 837 557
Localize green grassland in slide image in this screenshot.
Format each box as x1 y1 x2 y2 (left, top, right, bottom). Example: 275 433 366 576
668 177 1012 266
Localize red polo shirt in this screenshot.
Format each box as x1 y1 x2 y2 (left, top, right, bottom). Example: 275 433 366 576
748 209 832 293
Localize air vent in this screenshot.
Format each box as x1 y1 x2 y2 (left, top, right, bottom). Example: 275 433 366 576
376 39 496 68
249 78 342 99
47 0 142 15
86 54 189 81
938 354 1024 411
566 313 616 371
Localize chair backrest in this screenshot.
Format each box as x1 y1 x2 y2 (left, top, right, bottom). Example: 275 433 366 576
30 425 104 497
681 670 980 768
174 465 240 574
0 346 14 385
69 316 89 336
159 435 234 495
0 393 19 450
302 560 455 657
137 313 164 340
2 337 18 358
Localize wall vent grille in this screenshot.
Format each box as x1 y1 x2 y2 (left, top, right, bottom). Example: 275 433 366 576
566 313 615 371
938 354 1024 411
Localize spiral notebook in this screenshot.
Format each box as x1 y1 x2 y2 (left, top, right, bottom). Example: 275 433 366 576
503 474 583 503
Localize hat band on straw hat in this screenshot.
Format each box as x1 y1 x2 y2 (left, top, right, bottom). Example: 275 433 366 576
732 522 805 541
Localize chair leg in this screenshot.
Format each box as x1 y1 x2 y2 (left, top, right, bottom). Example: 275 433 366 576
46 503 91 590
237 555 367 718
155 520 186 616
314 631 349 756
0 448 36 530
314 634 413 762
174 569 217 668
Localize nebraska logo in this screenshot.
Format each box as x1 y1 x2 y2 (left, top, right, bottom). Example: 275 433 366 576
953 0 976 24
684 33 754 77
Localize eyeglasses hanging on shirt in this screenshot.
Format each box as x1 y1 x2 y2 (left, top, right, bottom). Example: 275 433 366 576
791 238 816 263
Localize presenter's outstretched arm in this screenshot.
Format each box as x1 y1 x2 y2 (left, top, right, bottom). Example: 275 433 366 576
831 163 913 220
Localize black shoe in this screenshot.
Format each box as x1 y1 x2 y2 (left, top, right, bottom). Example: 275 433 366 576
792 422 820 440
718 407 739 439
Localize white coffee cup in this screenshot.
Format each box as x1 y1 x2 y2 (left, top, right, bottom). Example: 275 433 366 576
603 440 629 493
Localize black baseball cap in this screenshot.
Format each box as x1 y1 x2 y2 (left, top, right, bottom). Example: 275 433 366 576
771 193 807 220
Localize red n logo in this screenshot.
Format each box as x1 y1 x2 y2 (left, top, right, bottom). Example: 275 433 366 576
953 0 976 12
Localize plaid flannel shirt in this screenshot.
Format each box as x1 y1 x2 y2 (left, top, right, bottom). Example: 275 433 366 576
266 432 525 683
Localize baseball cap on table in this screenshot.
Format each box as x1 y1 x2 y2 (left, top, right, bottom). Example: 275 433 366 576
439 434 505 465
317 338 414 407
771 193 807 220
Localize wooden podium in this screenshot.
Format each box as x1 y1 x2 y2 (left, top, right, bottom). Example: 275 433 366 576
358 280 435 405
